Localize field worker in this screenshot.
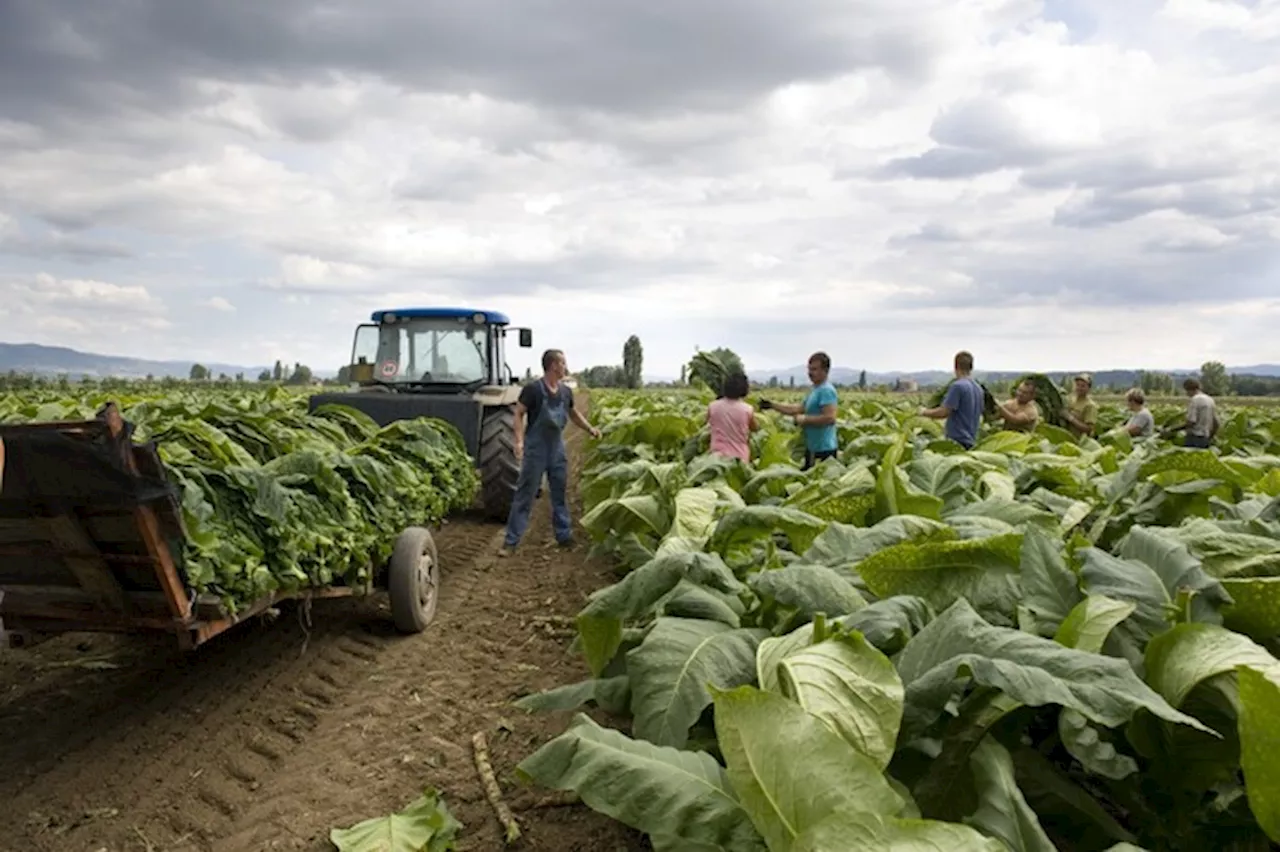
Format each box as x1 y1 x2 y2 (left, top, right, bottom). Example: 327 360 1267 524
1164 377 1219 448
499 348 601 556
918 350 984 449
1062 374 1098 438
759 352 840 469
707 371 758 462
1121 388 1155 439
996 379 1040 432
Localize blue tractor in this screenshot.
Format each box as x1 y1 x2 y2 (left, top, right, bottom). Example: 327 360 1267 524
308 307 533 521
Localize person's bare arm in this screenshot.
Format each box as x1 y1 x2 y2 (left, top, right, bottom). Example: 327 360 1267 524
770 402 803 416
748 411 760 432
796 403 837 427
569 406 601 438
1124 421 1144 436
918 405 952 420
512 402 527 459
1062 409 1095 436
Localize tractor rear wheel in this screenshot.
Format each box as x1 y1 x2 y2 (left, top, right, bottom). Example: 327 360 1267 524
479 405 520 522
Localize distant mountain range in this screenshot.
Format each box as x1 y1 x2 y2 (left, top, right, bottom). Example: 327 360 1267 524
0 342 267 380
4 341 1278 388
745 364 1280 388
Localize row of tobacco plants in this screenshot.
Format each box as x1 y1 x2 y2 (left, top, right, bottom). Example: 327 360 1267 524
514 389 1280 851
0 387 478 611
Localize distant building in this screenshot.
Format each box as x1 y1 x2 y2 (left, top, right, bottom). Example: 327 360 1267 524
894 378 919 392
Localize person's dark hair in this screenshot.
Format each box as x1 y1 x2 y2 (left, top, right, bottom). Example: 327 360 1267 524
541 348 565 371
1184 377 1201 392
808 352 831 371
722 372 749 400
955 351 974 372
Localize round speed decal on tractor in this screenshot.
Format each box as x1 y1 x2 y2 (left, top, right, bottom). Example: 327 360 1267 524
378 359 399 379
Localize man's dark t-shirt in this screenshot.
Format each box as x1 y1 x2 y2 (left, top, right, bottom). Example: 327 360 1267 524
519 380 575 426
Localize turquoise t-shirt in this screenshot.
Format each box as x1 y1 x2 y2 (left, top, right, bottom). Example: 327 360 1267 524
803 382 839 452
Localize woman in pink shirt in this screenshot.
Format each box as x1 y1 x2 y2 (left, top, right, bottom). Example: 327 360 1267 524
707 372 758 462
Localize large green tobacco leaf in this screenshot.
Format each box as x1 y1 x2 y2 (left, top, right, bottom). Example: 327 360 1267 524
709 505 830 556
515 714 765 851
1020 527 1083 637
1144 623 1280 710
1054 596 1141 781
1238 667 1280 843
757 597 935 691
513 675 631 715
895 599 1214 741
856 534 1024 622
1221 577 1280 640
626 618 768 747
575 552 744 676
581 494 670 540
790 811 1007 852
712 685 905 851
1078 528 1233 671
964 737 1057 852
1148 518 1280 578
1053 596 1136 655
748 563 867 622
802 516 957 568
775 632 904 770
329 788 461 852
874 434 946 522
669 486 721 542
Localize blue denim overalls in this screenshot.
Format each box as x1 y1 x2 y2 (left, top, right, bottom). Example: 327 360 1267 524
503 380 571 547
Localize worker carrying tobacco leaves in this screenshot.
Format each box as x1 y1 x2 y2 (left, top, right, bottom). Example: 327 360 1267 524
918 350 984 450
1061 373 1099 438
1162 377 1219 448
499 348 601 557
996 379 1040 432
758 352 840 469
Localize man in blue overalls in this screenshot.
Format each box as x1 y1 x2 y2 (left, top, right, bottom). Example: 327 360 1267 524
500 348 601 556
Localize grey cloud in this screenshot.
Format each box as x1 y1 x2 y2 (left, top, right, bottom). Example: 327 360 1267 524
873 236 1279 311
0 0 940 129
877 96 1050 180
0 228 134 262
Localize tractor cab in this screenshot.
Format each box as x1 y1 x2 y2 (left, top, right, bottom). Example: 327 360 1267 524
346 308 532 392
309 307 532 521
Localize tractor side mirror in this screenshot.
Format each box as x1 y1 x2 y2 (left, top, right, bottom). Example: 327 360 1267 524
517 328 533 348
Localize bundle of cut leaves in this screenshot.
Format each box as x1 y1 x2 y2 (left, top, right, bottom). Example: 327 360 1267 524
157 406 477 611
928 378 998 420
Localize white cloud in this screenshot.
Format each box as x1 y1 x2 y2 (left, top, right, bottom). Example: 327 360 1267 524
203 296 236 312
0 1 1277 377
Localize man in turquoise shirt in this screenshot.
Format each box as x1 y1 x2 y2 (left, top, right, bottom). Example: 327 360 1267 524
760 352 840 468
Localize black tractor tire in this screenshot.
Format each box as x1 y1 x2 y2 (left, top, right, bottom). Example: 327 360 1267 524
479 405 520 522
387 527 439 633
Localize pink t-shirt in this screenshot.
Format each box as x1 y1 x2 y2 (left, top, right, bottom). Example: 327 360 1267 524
708 398 753 462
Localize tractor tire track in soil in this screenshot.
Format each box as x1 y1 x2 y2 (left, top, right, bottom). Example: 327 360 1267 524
0 395 645 852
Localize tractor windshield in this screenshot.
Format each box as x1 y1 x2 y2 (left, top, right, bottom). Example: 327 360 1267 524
356 318 490 385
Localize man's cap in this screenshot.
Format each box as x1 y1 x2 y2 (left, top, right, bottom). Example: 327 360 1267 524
1074 373 1093 385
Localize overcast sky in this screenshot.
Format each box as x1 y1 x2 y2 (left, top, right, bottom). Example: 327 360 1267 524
1 0 1277 378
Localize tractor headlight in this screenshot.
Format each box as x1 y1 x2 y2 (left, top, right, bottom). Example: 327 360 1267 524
472 312 486 324
384 312 397 323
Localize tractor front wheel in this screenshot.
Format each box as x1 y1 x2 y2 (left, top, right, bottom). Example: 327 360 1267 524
479 405 520 522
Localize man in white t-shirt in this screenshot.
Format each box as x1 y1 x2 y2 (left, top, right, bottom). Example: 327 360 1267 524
1163 377 1218 448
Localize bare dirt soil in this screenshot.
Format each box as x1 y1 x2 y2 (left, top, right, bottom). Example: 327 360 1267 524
0 406 645 852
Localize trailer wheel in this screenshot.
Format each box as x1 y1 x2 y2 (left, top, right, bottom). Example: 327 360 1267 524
478 404 520 522
387 527 439 633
